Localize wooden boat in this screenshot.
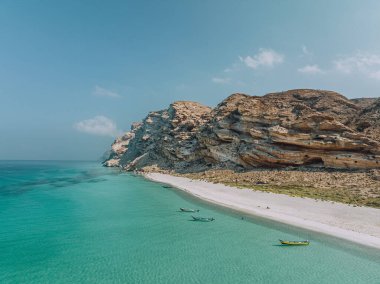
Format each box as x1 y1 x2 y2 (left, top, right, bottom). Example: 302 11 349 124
180 208 199 212
192 216 215 222
279 239 310 246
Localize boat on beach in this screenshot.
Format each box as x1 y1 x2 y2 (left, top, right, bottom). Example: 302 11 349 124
279 240 310 246
180 208 199 212
191 216 215 222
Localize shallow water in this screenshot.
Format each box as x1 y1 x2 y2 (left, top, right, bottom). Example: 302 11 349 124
0 161 379 283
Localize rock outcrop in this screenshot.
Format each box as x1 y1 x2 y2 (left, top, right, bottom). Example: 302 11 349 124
102 122 141 167
103 101 212 170
350 98 380 141
103 89 380 171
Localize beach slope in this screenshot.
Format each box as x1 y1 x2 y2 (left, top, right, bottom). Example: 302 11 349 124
146 173 380 249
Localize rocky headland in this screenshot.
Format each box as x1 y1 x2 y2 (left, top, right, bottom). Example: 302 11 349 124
103 89 380 207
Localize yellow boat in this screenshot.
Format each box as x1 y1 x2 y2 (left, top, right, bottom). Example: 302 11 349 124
279 239 310 246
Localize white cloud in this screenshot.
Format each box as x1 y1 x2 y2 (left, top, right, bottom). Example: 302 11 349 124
297 64 323 74
370 70 380 80
212 77 230 84
334 52 380 74
93 85 121 98
223 62 240 73
239 48 284 69
301 45 312 56
74 116 122 137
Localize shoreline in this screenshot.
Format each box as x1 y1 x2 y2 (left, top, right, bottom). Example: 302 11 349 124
145 172 380 250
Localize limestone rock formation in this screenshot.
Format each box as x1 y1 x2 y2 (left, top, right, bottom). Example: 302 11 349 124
103 89 380 171
104 101 212 170
102 122 141 167
350 98 380 141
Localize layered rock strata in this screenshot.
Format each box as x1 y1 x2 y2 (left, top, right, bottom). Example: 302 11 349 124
103 89 380 171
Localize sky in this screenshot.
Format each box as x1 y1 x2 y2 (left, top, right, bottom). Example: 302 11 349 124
1 0 380 160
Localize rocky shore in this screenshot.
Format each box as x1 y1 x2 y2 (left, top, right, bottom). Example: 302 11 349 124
103 89 380 207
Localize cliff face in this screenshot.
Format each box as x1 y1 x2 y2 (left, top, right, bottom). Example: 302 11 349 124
102 123 141 167
103 89 380 171
103 101 212 171
350 98 380 141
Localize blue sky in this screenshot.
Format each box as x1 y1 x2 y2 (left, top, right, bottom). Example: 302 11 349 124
1 0 380 160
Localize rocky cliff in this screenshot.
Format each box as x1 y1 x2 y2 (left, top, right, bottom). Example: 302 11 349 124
103 89 380 171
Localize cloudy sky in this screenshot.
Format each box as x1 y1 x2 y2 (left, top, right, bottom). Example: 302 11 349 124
1 0 380 160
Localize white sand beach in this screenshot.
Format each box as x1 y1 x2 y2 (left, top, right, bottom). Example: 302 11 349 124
146 173 380 249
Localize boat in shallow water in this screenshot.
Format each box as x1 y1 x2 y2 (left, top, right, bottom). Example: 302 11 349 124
192 216 215 222
279 240 310 246
180 208 199 212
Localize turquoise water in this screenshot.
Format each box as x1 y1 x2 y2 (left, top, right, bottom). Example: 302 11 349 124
0 161 379 283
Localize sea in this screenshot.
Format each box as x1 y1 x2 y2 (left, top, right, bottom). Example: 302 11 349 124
0 161 379 283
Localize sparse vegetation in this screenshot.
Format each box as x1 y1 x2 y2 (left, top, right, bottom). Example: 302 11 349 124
177 169 380 208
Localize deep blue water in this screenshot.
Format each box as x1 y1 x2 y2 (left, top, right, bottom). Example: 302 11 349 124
0 161 379 283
